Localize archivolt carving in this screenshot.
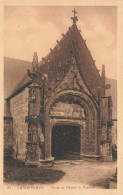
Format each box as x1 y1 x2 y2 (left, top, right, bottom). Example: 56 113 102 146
46 90 98 116
45 90 98 155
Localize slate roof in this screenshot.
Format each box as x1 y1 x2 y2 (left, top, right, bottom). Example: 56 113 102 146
4 57 31 99
4 57 31 116
6 23 104 101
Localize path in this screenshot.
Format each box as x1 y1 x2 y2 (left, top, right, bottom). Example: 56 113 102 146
50 160 117 188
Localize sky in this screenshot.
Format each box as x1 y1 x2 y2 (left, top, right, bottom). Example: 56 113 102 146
4 6 117 79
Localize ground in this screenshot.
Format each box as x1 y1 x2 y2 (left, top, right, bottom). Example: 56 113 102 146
4 158 117 189
52 160 117 188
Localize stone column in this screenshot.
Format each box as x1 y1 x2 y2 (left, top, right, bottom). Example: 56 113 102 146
25 52 44 165
25 84 42 165
44 120 53 160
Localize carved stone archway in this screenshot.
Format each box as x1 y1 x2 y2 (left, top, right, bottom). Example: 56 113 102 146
44 90 99 160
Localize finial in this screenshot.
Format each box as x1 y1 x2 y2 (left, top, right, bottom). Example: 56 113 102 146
102 64 105 71
71 8 78 24
32 52 38 71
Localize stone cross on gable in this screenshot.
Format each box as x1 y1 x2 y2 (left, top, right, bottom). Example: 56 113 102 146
72 8 77 17
71 8 78 24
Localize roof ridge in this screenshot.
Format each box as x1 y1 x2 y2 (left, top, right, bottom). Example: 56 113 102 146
4 56 31 63
6 73 32 100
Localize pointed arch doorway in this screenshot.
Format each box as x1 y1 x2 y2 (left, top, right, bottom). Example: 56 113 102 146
51 124 81 160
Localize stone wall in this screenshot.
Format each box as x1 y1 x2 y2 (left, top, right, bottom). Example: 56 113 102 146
112 121 117 145
100 97 112 161
100 98 109 141
10 88 29 161
4 117 13 155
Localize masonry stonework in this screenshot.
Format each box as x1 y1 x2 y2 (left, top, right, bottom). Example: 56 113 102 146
4 117 13 156
10 88 29 161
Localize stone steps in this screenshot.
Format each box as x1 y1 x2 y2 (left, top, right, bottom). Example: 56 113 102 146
54 160 84 165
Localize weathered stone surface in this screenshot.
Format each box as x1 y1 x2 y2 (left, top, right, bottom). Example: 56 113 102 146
100 98 109 141
10 88 29 161
112 121 117 145
4 118 13 154
45 89 98 161
100 142 112 162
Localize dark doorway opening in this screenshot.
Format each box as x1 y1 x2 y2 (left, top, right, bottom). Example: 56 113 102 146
52 124 81 160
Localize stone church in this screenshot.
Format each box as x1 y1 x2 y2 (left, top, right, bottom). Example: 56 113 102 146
4 9 115 166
